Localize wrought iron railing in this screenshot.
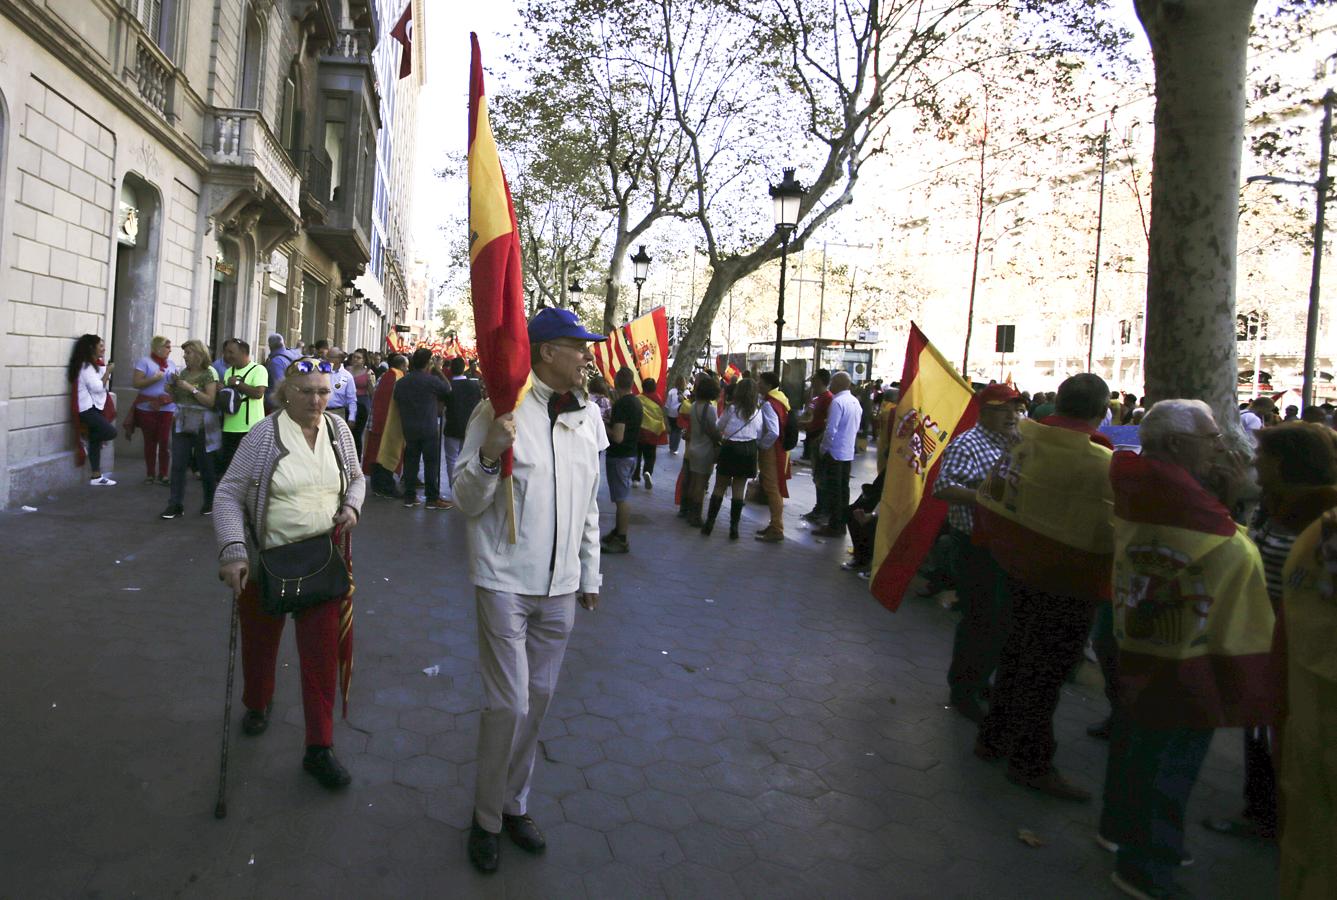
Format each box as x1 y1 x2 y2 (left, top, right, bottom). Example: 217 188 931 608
300 149 333 206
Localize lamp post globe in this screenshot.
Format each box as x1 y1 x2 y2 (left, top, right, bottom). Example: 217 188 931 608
768 167 806 373
630 245 652 318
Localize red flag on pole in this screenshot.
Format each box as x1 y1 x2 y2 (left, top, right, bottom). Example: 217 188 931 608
391 3 413 79
468 33 530 479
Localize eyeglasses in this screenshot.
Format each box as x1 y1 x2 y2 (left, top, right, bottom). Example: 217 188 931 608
286 357 334 376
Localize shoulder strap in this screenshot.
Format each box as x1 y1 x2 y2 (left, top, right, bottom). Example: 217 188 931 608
324 412 348 500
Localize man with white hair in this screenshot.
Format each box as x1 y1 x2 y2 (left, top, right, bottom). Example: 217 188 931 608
1098 399 1274 900
264 332 301 412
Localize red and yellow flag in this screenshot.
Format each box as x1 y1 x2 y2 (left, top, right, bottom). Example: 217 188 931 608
468 33 530 477
590 307 668 404
870 324 979 612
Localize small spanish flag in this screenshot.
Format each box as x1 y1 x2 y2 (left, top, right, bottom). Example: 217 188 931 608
870 324 978 612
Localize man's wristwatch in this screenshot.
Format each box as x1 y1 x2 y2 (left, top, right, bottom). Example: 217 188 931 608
479 453 500 474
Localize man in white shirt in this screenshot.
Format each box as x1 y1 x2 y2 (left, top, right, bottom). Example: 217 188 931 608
452 308 608 874
1239 397 1272 433
813 371 862 538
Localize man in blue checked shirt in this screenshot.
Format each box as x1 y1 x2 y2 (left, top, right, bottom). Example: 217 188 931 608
932 382 1024 724
325 348 358 424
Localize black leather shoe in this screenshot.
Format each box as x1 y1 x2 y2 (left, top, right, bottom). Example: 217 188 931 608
302 746 351 789
241 704 272 736
950 695 987 724
469 816 500 873
503 813 547 854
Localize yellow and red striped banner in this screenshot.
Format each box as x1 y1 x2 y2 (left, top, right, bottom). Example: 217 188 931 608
590 306 668 403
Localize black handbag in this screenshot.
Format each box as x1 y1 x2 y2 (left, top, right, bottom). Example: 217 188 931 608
258 532 350 616
256 414 351 616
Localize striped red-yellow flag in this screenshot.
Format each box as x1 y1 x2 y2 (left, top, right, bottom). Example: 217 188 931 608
870 324 979 611
590 307 668 403
469 33 529 476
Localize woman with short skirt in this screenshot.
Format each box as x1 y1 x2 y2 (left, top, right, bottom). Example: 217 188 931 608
702 377 762 540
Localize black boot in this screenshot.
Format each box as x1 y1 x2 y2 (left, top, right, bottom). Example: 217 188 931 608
701 496 724 535
729 499 745 540
685 499 703 528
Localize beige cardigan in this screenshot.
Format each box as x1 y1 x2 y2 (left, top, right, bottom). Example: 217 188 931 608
213 411 366 565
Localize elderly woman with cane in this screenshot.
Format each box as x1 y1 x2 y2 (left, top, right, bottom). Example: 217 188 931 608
213 357 364 789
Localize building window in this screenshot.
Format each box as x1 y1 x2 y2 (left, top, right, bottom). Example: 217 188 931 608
302 273 324 345
279 63 301 155
128 0 179 58
323 96 348 205
239 6 265 110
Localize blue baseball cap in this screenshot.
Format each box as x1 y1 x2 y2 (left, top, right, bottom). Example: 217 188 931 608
528 307 606 343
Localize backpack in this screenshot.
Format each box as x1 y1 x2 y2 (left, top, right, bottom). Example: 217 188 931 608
781 404 800 451
217 364 257 418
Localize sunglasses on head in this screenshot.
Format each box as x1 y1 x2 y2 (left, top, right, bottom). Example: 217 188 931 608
286 357 334 375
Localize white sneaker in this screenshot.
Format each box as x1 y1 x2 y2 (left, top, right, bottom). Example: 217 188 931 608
90 475 117 486
643 473 653 490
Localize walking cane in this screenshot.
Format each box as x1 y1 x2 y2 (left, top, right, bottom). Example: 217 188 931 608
214 592 240 818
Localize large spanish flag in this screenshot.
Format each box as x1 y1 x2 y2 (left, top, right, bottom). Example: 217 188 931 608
469 33 529 476
590 306 668 404
870 324 978 612
1111 451 1276 728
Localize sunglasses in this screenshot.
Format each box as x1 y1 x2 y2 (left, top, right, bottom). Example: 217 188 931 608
286 357 334 375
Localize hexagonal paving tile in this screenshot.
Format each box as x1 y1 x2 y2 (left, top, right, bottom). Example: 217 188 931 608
690 791 764 830
392 754 458 791
566 713 621 741
544 821 614 871
396 706 455 736
365 728 427 762
625 788 697 832
584 760 648 798
542 735 605 769
703 761 771 799
607 821 686 870
560 789 633 831
673 821 758 872
601 734 662 767
659 737 724 768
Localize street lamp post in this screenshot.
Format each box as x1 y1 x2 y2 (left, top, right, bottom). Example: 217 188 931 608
567 279 583 311
630 245 652 318
769 167 806 374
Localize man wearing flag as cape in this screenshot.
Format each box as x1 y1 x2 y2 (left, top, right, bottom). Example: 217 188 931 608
453 34 608 876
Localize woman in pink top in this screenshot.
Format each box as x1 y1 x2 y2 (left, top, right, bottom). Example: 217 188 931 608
347 348 375 454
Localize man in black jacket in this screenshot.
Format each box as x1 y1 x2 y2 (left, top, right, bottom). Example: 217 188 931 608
395 348 452 509
443 356 482 499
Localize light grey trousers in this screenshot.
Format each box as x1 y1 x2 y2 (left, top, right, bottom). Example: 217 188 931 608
473 587 576 833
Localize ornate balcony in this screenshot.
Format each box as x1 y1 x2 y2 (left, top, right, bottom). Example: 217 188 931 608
205 109 301 246
297 148 333 222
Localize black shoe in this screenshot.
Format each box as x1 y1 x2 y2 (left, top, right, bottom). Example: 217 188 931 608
601 534 629 554
801 510 823 522
950 695 987 724
159 504 184 519
403 496 421 508
200 503 213 517
1087 716 1113 740
468 816 500 873
502 813 547 854
302 746 351 789
241 704 271 736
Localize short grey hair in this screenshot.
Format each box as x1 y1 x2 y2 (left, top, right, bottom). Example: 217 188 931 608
267 332 285 350
1139 399 1215 452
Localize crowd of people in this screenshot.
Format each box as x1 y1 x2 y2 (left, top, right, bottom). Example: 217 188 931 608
62 322 1337 895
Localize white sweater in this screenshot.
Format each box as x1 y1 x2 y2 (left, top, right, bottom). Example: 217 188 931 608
76 363 108 413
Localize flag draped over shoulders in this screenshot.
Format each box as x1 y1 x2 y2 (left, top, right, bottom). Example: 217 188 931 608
362 368 402 476
765 389 791 498
638 394 667 445
469 33 530 477
1110 451 1276 729
974 417 1114 598
870 325 977 612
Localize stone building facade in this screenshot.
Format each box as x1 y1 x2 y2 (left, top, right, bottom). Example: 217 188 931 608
0 0 399 508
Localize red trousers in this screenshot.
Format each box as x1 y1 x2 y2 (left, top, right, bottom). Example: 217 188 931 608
237 582 339 747
136 409 173 478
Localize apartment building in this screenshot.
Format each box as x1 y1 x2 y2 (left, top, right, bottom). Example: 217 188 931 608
0 0 392 507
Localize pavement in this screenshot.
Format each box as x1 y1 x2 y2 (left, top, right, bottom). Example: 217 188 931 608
0 442 1278 898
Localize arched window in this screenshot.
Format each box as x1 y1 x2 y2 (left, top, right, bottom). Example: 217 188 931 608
239 5 265 110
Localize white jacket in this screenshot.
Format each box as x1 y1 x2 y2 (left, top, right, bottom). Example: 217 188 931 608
453 374 608 596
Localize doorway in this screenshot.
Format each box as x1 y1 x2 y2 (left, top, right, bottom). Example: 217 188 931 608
109 175 162 390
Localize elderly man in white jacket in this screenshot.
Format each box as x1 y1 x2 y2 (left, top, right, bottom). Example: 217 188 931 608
453 307 608 874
